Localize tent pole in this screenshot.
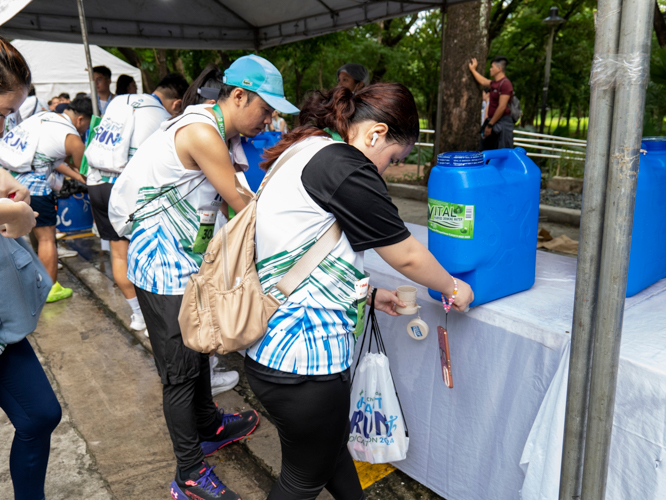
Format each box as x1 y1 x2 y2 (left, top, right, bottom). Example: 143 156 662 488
558 0 622 498
581 0 653 498
433 1 447 160
76 0 100 116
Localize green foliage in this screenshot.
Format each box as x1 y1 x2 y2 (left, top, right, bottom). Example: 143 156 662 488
488 0 596 135
103 0 666 147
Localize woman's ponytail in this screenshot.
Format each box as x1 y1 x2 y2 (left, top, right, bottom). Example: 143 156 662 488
261 82 419 171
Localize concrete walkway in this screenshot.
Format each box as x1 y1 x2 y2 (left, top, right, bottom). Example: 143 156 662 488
1 256 438 498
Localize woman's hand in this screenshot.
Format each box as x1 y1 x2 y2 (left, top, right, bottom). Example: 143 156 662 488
0 169 30 203
0 201 37 238
450 278 474 312
373 288 405 317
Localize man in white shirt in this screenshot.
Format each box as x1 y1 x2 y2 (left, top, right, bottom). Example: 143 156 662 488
7 97 92 303
87 73 188 331
93 65 114 115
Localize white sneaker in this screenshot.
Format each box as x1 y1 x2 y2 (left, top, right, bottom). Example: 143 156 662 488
209 355 219 371
211 370 240 396
129 313 146 331
56 232 65 240
57 247 78 258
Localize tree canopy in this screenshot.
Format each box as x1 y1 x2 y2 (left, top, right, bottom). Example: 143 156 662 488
105 0 666 140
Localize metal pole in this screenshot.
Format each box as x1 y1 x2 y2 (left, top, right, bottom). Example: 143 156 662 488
558 1 622 498
434 1 447 159
581 0 653 497
539 26 556 134
76 0 100 116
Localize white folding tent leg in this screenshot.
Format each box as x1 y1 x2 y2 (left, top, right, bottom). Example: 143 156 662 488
76 0 99 116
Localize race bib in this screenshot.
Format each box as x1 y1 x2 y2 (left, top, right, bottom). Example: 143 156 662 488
354 277 370 339
193 210 216 253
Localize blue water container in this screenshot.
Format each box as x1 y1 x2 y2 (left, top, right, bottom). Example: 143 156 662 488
427 148 541 306
241 131 283 192
56 193 93 232
626 137 666 296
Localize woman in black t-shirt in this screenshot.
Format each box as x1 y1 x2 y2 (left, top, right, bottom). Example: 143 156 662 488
246 83 474 500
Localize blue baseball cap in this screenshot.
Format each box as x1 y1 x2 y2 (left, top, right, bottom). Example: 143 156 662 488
223 55 299 115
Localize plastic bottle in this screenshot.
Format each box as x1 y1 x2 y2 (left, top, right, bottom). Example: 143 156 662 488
428 148 541 306
626 137 666 296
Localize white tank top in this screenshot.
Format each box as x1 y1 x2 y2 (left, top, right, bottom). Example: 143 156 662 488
124 104 225 295
12 112 78 196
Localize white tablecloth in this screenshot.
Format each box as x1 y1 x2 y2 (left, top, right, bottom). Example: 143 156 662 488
360 223 666 500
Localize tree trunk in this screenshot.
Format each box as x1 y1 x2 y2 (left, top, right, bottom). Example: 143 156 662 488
117 47 155 92
576 103 582 137
217 50 232 70
155 49 168 79
654 1 666 47
565 99 573 133
437 0 491 156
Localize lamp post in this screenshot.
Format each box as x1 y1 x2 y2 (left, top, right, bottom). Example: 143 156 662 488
539 7 566 133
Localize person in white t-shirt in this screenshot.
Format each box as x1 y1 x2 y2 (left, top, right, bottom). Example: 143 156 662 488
93 65 114 115
268 109 287 132
110 55 299 500
9 96 92 302
87 73 188 331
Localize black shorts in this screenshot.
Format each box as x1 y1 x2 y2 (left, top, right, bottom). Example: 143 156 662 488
88 182 125 241
30 192 58 228
134 288 208 385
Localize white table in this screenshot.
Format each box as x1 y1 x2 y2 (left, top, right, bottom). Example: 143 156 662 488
359 223 666 500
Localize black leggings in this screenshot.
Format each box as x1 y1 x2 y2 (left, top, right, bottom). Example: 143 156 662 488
246 368 365 500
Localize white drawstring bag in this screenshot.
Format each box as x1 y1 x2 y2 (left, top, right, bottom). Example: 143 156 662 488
84 95 136 174
348 290 409 463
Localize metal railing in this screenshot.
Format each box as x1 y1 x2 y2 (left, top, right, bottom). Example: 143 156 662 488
514 130 587 161
404 128 588 179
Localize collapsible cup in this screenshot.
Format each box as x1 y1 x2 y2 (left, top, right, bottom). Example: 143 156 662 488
396 285 418 315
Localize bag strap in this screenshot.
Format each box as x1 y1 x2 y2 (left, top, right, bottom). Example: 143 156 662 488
350 288 409 437
259 139 340 298
273 221 341 298
255 139 314 199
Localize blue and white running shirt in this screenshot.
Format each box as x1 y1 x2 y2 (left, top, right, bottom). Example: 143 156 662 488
118 104 226 295
246 137 410 377
12 112 79 196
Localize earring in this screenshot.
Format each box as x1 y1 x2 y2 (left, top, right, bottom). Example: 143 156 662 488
371 132 378 146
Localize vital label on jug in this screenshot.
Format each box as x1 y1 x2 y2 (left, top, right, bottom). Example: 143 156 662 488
428 198 475 239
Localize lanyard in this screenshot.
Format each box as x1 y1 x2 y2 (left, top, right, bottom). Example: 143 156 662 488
211 103 226 142
97 93 114 114
323 127 343 142
150 93 163 107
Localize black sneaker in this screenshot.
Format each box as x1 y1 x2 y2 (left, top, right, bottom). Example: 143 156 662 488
201 409 259 456
170 462 240 500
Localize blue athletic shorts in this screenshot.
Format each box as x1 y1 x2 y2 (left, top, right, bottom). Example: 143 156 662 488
30 192 58 228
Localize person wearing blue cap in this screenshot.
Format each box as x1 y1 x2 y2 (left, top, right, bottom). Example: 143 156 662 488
109 55 299 500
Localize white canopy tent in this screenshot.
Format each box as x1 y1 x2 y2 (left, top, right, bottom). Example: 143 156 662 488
10 39 143 102
0 3 653 500
0 0 447 50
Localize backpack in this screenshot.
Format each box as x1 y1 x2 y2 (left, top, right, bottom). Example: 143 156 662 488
0 112 76 173
0 111 46 173
84 95 162 174
499 79 522 124
178 139 341 355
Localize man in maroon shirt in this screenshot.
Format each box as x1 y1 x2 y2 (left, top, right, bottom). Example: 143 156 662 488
469 56 514 150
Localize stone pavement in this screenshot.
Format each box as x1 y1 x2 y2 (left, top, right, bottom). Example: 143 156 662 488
1 228 443 499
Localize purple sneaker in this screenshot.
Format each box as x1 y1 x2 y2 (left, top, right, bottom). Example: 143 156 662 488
171 462 240 500
201 409 259 456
